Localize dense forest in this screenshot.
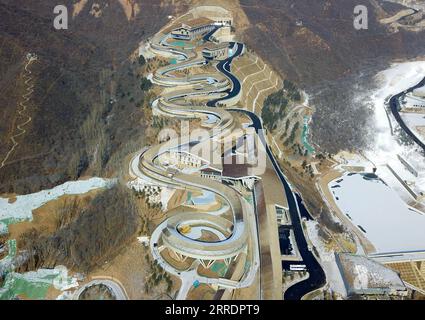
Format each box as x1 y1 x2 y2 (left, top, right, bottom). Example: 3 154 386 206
261 80 301 131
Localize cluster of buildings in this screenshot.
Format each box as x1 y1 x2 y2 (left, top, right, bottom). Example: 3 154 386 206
202 42 236 61
169 13 235 61
200 167 223 181
160 151 205 170
197 133 262 191
200 165 257 192
170 16 232 41
171 17 217 41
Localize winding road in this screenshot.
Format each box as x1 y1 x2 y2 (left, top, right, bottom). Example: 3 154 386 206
131 22 261 299
130 16 325 300
230 109 326 300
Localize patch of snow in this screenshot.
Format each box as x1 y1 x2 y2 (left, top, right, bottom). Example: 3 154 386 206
366 61 425 166
400 112 425 144
51 265 80 291
137 236 150 246
305 220 347 297
127 178 162 206
353 264 370 289
0 178 115 234
333 151 374 172
302 91 310 106
160 187 175 211
0 265 79 299
56 290 75 300
376 165 415 203
138 41 155 59
413 85 425 97
338 253 406 292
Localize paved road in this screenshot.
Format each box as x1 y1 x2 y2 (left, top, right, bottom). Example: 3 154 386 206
134 23 260 299
389 77 425 152
143 21 324 299
207 42 243 107
203 26 220 42
230 109 326 300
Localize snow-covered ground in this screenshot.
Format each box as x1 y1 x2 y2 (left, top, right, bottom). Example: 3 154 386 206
376 165 416 204
375 151 425 204
160 186 175 211
367 61 425 163
337 253 406 293
333 151 375 172
401 112 425 129
305 220 347 298
0 265 80 300
363 61 425 203
0 177 115 234
329 172 425 254
0 239 16 274
413 85 425 97
400 112 425 143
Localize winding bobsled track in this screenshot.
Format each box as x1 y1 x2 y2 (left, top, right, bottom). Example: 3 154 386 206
130 20 259 290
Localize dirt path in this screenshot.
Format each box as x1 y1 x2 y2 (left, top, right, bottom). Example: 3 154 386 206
0 53 38 169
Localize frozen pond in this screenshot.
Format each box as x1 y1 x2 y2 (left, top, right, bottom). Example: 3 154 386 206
0 178 115 234
329 172 425 254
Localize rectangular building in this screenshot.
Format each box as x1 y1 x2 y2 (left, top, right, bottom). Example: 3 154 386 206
202 42 231 60
171 17 215 40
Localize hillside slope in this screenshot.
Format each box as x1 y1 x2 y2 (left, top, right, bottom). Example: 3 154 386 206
239 0 425 152
0 0 180 194
1 0 424 193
